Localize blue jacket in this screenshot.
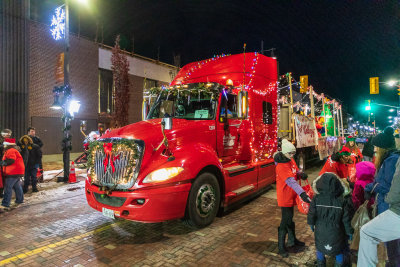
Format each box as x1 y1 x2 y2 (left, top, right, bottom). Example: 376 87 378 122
365 151 400 214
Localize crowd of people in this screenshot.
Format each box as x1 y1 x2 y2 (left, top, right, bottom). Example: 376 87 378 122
275 127 400 267
0 127 43 212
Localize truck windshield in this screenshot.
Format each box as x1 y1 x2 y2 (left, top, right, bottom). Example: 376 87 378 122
147 84 220 120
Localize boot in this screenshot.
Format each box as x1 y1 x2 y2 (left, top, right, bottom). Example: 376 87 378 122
317 259 326 267
278 227 289 258
287 222 305 247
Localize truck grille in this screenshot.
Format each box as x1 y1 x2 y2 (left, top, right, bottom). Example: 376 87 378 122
93 192 127 207
89 138 144 189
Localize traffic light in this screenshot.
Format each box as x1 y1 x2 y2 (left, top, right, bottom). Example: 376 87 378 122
370 77 379 94
300 75 308 93
365 100 371 111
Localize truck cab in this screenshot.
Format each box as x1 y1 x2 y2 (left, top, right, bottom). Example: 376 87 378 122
85 53 278 228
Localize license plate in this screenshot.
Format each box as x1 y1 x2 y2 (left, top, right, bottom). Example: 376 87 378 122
102 207 115 219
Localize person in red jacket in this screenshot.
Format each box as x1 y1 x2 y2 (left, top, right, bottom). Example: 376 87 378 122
0 138 24 211
319 146 353 179
345 136 363 163
274 139 311 258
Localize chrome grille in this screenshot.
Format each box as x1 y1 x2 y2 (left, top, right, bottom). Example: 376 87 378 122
91 139 143 189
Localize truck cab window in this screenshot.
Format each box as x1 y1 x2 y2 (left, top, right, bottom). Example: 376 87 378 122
147 87 217 120
220 93 238 119
263 101 273 124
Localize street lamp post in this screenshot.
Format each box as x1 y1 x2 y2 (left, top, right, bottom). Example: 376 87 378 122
50 1 72 182
63 0 71 182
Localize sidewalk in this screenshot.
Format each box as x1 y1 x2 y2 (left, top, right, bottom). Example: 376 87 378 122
42 152 83 172
25 152 88 200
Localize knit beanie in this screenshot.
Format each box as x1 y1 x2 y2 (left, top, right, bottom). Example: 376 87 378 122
346 135 356 142
372 127 395 149
281 139 296 155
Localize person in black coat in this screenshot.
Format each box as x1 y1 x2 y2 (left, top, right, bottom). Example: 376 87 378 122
362 136 374 162
307 172 353 267
27 127 43 148
19 135 42 193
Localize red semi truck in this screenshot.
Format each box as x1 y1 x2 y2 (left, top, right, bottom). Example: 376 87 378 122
85 53 278 228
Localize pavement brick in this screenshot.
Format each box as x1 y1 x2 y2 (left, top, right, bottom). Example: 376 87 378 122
0 166 329 267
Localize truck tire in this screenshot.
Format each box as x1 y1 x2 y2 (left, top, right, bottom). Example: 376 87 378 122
183 172 220 228
297 152 306 171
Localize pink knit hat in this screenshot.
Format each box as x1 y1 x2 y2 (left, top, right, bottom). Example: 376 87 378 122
355 161 376 182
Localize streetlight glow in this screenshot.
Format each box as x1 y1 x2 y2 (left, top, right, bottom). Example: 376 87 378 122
388 116 393 119
69 100 81 116
76 0 89 6
388 80 397 87
389 109 395 112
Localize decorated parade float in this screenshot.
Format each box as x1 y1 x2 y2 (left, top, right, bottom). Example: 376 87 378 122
85 52 344 228
277 74 345 170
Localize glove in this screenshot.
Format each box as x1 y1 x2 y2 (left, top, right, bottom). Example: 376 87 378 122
348 234 353 241
364 190 372 200
300 192 311 204
299 172 308 180
310 225 314 232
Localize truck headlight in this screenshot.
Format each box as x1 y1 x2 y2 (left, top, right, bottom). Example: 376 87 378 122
143 167 184 183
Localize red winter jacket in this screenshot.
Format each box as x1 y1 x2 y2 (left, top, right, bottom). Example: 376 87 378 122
319 156 349 179
275 153 299 207
1 146 25 178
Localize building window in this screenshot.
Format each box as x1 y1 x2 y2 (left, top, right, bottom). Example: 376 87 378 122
263 101 273 124
99 69 113 113
143 78 158 90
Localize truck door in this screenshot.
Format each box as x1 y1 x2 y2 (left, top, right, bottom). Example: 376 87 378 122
216 92 241 159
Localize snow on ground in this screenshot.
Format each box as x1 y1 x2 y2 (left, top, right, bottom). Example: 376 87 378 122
13 169 88 208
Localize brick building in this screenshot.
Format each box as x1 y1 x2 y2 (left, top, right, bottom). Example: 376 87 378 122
1 1 178 154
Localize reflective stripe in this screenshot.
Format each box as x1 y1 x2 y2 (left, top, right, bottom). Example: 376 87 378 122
316 204 342 209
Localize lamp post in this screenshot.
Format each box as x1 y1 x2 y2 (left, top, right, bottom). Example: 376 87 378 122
50 0 72 182
63 0 71 183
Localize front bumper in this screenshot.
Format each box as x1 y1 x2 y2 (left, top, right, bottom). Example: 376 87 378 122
85 179 191 223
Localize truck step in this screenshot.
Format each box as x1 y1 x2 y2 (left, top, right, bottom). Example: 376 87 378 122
231 184 255 196
224 165 249 173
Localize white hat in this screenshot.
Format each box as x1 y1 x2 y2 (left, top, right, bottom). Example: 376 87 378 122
281 139 296 154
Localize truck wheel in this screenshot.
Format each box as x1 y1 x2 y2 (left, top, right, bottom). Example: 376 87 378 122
184 172 220 228
297 153 306 171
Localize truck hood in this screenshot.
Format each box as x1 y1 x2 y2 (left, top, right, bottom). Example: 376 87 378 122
100 119 214 149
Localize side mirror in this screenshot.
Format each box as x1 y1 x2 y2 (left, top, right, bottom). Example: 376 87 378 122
237 91 248 119
162 117 173 130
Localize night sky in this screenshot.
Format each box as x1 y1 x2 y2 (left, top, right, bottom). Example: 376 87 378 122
31 0 400 128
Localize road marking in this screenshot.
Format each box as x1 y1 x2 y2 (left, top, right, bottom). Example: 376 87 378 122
0 222 116 266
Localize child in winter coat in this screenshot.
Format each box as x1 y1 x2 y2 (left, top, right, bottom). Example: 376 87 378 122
308 172 353 267
352 161 376 211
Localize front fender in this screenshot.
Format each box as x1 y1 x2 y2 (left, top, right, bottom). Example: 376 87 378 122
174 142 223 179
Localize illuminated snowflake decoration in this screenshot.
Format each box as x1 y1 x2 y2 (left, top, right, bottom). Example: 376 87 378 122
50 6 66 40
